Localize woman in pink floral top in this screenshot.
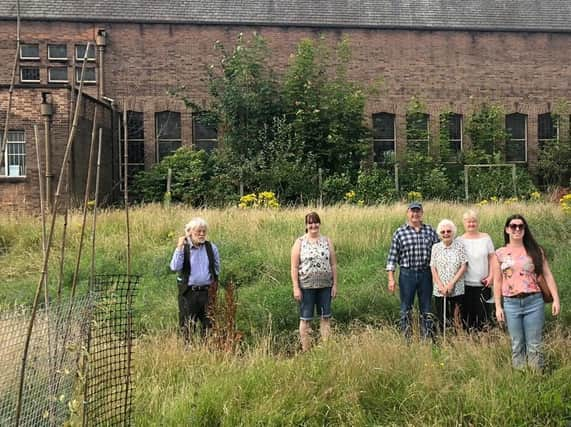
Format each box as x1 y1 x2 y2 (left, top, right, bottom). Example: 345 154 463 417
492 214 561 370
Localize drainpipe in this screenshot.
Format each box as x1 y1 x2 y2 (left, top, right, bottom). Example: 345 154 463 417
96 29 107 100
40 92 54 210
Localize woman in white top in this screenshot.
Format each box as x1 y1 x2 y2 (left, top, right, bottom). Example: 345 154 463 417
291 212 338 352
430 219 467 335
459 209 495 331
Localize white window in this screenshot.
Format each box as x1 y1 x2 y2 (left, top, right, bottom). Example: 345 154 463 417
20 44 39 60
75 44 95 61
20 66 40 83
48 44 67 60
48 67 68 83
75 67 96 83
505 113 527 162
1 131 26 177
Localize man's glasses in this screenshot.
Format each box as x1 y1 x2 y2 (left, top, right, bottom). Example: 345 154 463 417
508 223 525 231
440 230 452 235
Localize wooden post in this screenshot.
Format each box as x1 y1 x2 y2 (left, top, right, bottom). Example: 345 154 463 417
464 165 469 201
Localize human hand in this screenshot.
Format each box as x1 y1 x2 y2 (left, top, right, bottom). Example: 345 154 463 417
388 278 396 293
496 306 505 323
177 236 186 249
552 300 560 317
331 284 338 298
293 286 302 302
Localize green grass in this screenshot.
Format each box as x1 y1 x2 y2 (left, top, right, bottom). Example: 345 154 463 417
1 202 571 425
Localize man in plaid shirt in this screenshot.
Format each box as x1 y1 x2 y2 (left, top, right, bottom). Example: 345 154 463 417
386 202 439 338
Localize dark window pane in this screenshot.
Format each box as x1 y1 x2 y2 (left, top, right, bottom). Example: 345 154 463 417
75 44 95 60
156 111 181 140
372 113 395 140
506 141 526 162
373 141 395 162
20 67 40 82
506 113 526 139
127 111 145 140
128 140 145 164
158 141 181 160
538 113 557 140
48 67 68 82
48 44 67 60
447 114 462 140
20 44 39 59
75 67 96 82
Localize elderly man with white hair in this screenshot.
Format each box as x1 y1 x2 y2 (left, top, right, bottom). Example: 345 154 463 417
170 217 220 342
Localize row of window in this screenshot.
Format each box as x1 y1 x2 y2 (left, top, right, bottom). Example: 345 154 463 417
372 112 558 163
20 43 96 61
0 112 562 179
20 66 96 83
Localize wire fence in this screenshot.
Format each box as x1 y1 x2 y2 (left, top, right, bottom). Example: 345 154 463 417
0 274 138 427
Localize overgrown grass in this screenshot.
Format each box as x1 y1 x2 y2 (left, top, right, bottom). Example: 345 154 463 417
1 202 570 425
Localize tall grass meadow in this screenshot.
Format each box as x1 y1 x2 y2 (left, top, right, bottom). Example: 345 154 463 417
1 202 570 425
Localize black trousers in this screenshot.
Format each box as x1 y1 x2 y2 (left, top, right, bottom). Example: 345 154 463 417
434 295 463 335
178 288 211 340
462 286 492 332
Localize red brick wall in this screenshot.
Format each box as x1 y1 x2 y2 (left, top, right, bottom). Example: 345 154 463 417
1 20 571 210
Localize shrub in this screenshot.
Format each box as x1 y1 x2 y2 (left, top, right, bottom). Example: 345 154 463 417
356 167 397 204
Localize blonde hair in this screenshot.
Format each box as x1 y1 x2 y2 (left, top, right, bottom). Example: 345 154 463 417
462 209 479 222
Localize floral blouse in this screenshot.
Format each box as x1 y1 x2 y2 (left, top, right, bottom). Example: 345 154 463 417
297 235 333 289
495 246 541 297
430 239 467 297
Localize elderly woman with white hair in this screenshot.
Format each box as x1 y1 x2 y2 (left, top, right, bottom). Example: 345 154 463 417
430 219 467 335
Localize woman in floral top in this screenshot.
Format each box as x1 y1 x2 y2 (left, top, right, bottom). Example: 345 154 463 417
430 219 467 335
291 212 338 352
492 214 561 370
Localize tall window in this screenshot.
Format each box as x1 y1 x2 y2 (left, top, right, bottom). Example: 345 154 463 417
155 111 181 161
192 113 218 152
440 113 462 162
372 113 395 162
406 112 429 153
1 131 26 177
120 111 145 186
538 113 558 149
505 113 527 162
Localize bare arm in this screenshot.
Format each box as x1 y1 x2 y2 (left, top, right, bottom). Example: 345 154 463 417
328 238 338 298
542 257 561 316
491 254 504 322
290 239 302 302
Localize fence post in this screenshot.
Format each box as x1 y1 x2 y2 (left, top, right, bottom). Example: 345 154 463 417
318 167 323 208
511 164 517 196
464 165 469 201
394 163 399 193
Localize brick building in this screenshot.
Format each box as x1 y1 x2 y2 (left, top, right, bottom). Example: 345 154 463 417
1 0 571 210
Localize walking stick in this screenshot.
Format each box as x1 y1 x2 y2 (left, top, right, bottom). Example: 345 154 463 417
443 294 447 340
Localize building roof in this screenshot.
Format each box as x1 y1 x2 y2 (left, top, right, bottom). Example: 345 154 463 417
1 0 571 32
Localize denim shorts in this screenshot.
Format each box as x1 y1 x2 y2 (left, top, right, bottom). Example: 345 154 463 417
299 287 332 320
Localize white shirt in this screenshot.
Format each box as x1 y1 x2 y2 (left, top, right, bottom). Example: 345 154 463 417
458 235 495 287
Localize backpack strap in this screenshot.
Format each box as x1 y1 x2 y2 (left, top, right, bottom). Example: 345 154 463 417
204 240 218 282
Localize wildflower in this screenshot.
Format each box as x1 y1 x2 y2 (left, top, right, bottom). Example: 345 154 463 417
530 191 541 201
478 199 489 206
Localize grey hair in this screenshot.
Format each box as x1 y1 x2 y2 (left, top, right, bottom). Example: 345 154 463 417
436 219 457 238
462 209 479 222
185 217 208 232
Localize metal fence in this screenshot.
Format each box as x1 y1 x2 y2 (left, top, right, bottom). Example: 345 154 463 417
0 274 138 427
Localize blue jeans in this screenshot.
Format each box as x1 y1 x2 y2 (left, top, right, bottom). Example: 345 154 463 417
398 268 434 339
300 287 332 321
503 292 545 369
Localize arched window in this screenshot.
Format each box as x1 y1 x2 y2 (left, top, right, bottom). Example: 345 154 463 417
372 112 395 162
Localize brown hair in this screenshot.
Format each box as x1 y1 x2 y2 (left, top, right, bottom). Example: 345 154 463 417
304 212 321 232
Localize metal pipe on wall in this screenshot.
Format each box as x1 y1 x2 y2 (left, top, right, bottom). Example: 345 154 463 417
96 29 107 100
41 93 53 210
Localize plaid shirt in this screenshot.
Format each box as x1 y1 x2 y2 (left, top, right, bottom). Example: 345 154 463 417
386 223 439 271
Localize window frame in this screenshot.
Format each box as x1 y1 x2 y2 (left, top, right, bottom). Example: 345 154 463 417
372 112 396 163
75 44 96 62
155 111 182 162
48 44 68 61
20 66 40 83
119 111 146 190
406 112 430 154
48 66 69 83
20 44 40 60
505 113 527 163
441 113 463 163
192 112 218 152
75 66 96 83
1 130 26 177
537 113 559 149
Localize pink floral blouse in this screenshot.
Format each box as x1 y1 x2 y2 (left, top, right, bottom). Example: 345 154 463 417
495 246 541 297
